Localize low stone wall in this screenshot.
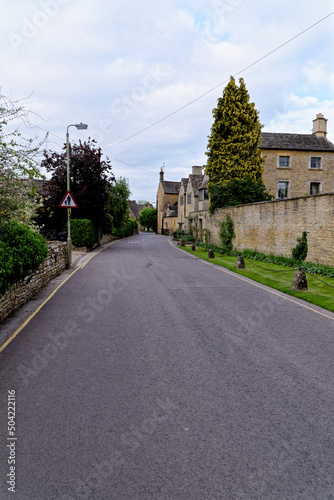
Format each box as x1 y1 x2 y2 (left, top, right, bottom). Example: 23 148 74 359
0 242 68 323
197 193 334 266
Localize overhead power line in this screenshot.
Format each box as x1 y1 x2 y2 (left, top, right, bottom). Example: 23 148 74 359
105 11 334 151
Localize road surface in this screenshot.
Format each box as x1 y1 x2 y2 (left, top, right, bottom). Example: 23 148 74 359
1 233 334 499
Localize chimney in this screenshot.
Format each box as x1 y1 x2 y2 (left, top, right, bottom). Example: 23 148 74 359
160 167 164 181
312 113 327 138
192 165 202 175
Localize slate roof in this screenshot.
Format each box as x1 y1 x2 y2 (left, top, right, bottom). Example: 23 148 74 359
199 176 208 190
188 174 204 196
129 200 140 219
160 180 180 195
129 200 153 220
260 132 334 152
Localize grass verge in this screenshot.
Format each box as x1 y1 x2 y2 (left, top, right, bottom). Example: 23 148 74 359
180 246 334 313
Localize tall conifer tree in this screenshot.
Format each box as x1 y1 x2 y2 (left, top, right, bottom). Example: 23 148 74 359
205 77 264 189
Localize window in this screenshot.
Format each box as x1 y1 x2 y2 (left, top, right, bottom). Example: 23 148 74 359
277 181 289 198
199 189 209 201
278 156 290 168
187 193 192 204
180 196 184 206
310 182 321 195
310 157 321 169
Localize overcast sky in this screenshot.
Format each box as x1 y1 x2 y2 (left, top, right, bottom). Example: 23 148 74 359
1 0 334 204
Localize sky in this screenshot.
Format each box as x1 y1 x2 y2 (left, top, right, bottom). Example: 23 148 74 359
1 0 334 205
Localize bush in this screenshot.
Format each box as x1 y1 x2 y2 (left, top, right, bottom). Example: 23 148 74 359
71 219 97 249
292 231 308 261
112 218 138 238
209 177 273 214
0 221 48 296
218 215 235 253
172 229 194 242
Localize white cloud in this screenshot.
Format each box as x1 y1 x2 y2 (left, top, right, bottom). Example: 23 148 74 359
1 0 334 203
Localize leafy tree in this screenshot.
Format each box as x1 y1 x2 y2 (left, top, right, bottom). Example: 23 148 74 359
139 208 157 232
39 138 114 234
106 177 131 231
0 93 46 225
205 77 264 190
209 176 273 214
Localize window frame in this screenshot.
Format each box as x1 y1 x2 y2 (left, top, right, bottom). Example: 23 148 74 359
309 156 322 170
309 181 321 195
187 193 192 205
277 180 289 199
278 156 291 169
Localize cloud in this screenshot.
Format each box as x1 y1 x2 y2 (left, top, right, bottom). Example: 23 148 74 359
1 0 334 203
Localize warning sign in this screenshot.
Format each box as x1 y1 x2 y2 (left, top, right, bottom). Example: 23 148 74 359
59 191 78 208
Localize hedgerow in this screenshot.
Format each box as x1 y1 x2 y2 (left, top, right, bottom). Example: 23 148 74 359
0 221 48 296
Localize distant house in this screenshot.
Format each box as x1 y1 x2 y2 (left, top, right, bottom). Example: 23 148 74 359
156 168 180 235
260 114 334 198
128 200 153 231
177 166 204 231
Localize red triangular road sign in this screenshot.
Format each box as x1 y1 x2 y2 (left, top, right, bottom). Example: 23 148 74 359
59 191 78 208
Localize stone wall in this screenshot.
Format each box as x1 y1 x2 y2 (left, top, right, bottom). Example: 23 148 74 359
0 242 68 323
196 193 334 266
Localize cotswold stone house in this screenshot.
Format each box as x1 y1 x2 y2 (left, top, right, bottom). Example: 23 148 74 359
156 168 180 235
261 114 334 198
156 113 334 239
177 166 204 231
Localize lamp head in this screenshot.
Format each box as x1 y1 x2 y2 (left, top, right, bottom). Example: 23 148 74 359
75 123 88 130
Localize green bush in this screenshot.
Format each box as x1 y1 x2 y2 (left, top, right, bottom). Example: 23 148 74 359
218 215 235 253
172 229 194 242
0 221 48 296
71 219 97 249
209 177 273 214
112 218 138 238
292 231 308 261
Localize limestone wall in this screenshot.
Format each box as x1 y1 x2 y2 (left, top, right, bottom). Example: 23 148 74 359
197 193 334 266
0 242 68 323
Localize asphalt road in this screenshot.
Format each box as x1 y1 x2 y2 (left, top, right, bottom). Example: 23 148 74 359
1 233 334 499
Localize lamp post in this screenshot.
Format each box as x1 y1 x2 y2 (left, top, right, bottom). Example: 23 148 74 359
66 123 88 268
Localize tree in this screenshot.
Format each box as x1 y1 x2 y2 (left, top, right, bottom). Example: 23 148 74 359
39 138 115 234
205 77 264 190
139 208 157 232
106 177 131 231
209 176 273 214
0 93 46 226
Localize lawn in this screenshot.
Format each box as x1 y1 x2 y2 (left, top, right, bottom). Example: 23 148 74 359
180 246 334 313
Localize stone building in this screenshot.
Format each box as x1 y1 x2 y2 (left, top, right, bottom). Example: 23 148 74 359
177 166 204 231
156 168 180 235
261 114 334 199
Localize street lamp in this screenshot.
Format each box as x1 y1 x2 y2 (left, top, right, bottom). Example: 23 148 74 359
66 123 88 268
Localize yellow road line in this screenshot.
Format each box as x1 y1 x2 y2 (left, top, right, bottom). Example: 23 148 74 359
172 241 334 322
0 241 116 353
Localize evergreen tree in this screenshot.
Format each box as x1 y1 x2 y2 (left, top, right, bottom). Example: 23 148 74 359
205 77 264 190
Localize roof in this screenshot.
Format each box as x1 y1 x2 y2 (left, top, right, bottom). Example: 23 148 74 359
188 174 204 196
160 180 180 195
129 200 153 220
260 132 334 152
199 176 208 190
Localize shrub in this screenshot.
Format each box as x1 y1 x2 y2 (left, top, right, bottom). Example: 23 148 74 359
218 215 235 253
209 177 273 214
112 218 138 238
172 229 194 242
71 219 97 249
292 231 308 261
0 221 48 296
